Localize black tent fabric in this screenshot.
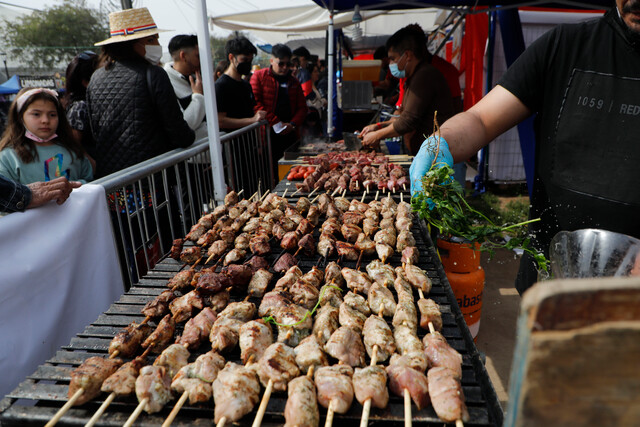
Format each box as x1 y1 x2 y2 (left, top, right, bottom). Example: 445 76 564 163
311 0 612 12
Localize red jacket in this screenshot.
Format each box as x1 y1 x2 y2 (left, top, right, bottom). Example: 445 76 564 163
250 67 308 128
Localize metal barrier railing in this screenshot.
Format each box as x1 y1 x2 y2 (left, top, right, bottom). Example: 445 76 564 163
93 121 273 289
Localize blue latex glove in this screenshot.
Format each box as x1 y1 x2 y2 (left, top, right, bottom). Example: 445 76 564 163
409 135 454 196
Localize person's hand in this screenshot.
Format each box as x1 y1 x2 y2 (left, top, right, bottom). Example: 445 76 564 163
254 110 267 122
189 71 203 95
409 135 454 195
281 123 295 135
26 177 82 208
360 124 378 137
362 130 381 150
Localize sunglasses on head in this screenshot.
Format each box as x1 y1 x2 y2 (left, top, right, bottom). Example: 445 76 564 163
78 51 96 60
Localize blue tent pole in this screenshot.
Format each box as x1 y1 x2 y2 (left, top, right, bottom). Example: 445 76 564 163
497 8 535 198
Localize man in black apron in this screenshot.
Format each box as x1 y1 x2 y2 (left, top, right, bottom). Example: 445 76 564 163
409 0 640 294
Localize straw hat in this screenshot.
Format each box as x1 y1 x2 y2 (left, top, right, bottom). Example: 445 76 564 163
95 7 168 46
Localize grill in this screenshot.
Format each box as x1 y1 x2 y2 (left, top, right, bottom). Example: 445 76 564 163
0 191 503 426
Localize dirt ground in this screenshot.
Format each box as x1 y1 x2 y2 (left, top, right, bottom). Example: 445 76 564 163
475 247 522 410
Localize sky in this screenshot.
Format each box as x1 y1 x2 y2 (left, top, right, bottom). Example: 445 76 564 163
6 0 314 47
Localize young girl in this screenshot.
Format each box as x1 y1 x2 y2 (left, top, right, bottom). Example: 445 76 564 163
0 88 93 185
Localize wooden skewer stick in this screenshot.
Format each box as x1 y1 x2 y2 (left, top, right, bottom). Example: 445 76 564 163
216 417 228 427
191 257 202 269
205 252 217 265
400 192 404 203
291 188 301 197
249 191 258 201
360 192 366 203
294 246 303 257
109 350 119 359
403 183 407 192
355 250 364 272
456 419 465 427
324 400 335 427
44 388 84 427
283 188 288 197
359 345 379 427
161 390 189 427
260 190 271 201
375 190 379 201
238 189 245 196
308 187 319 197
311 194 321 204
404 388 412 427
331 187 341 197
123 397 149 427
342 189 347 198
85 392 116 427
251 378 273 427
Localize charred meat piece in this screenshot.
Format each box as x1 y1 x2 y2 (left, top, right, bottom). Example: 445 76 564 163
341 223 363 243
239 319 273 364
394 267 414 302
313 305 340 346
248 268 273 298
172 351 225 405
342 211 364 226
317 193 332 214
275 304 312 347
344 291 370 316
102 358 143 396
335 241 359 261
334 197 351 212
195 271 231 294
244 255 269 273
207 239 228 260
395 215 413 232
324 261 345 287
368 283 397 317
68 356 122 405
396 230 416 252
362 218 379 236
109 322 152 358
179 307 218 350
362 315 396 362
306 205 321 225
142 289 179 318
218 227 236 245
210 316 243 353
324 326 366 367
291 279 320 310
301 266 324 288
393 299 418 333
379 217 395 230
394 324 424 355
284 376 319 427
272 222 286 241
204 289 230 313
142 314 176 354
213 362 261 424
321 217 341 236
318 234 336 258
234 233 251 251
295 197 311 215
401 246 420 264
423 332 463 378
389 351 428 373
281 231 300 251
404 264 433 293
341 267 373 295
218 301 256 322
275 265 303 290
428 366 470 423
169 290 204 323
319 284 343 308
326 202 341 219
366 260 396 287
297 233 316 256
256 342 300 391
170 238 184 260
259 290 294 318
273 252 298 273
338 300 367 332
374 229 396 248
355 233 376 257
364 208 379 221
418 298 443 331
375 243 394 263
295 334 329 374
243 217 261 233
223 248 247 266
279 217 298 232
296 218 314 235
135 366 172 413
186 223 207 242
180 246 202 264
314 365 354 414
224 190 239 206
386 363 430 410
197 229 218 246
167 269 195 290
353 366 389 409
249 234 271 256
153 343 189 379
221 264 253 288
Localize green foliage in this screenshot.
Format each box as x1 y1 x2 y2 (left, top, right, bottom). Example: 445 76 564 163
1 0 108 70
411 164 549 273
466 193 530 238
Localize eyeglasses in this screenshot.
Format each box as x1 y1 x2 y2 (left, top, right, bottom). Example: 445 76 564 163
278 61 292 67
78 51 96 60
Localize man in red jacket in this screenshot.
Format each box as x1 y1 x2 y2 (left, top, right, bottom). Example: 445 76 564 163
250 44 307 172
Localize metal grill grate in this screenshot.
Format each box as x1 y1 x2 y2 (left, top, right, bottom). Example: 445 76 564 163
0 198 502 426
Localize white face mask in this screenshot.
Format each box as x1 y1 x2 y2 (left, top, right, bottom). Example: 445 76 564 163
144 45 163 65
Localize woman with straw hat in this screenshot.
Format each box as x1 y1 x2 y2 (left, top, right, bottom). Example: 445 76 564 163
87 7 194 178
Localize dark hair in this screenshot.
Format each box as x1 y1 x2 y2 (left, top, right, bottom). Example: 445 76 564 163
168 34 198 58
225 37 257 58
215 59 229 80
306 62 318 74
0 88 85 164
292 46 311 60
310 54 319 65
99 40 144 70
386 24 429 60
271 44 292 60
64 51 98 105
373 45 387 60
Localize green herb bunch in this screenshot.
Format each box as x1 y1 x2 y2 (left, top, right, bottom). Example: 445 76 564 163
411 163 549 273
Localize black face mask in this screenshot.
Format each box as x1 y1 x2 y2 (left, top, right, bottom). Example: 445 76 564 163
236 61 252 76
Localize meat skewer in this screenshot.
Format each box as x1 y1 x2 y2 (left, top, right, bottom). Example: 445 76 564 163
315 364 354 427
284 365 318 427
357 310 389 427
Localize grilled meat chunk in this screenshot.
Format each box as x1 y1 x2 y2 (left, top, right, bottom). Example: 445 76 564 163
142 314 176 354
314 365 354 414
141 289 178 318
418 298 443 331
306 205 321 225
319 284 343 308
341 267 373 295
213 362 261 423
281 231 300 250
428 366 470 423
375 243 394 263
353 366 389 409
386 363 430 410
256 342 300 391
239 319 273 364
221 264 253 288
318 234 337 258
170 238 184 260
324 326 365 367
248 268 273 298
194 271 231 294
423 332 463 378
218 301 256 322
101 359 143 396
223 248 247 266
324 261 345 287
295 334 329 374
366 260 396 287
171 351 225 405
343 291 370 316
167 269 195 290
273 252 298 273
275 265 304 291
244 255 269 272
180 246 202 264
291 279 320 310
284 376 319 427
153 343 189 379
396 230 416 252
109 322 152 358
135 366 172 413
313 305 340 346
204 289 230 313
362 315 396 362
275 304 312 347
404 263 432 293
339 302 367 332
368 283 397 317
355 233 376 257
69 356 122 405
401 246 420 264
394 324 424 355
258 290 294 318
393 299 418 333
341 223 363 243
179 307 217 350
297 233 316 256
210 316 243 353
169 290 204 323
206 239 228 260
389 351 428 372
